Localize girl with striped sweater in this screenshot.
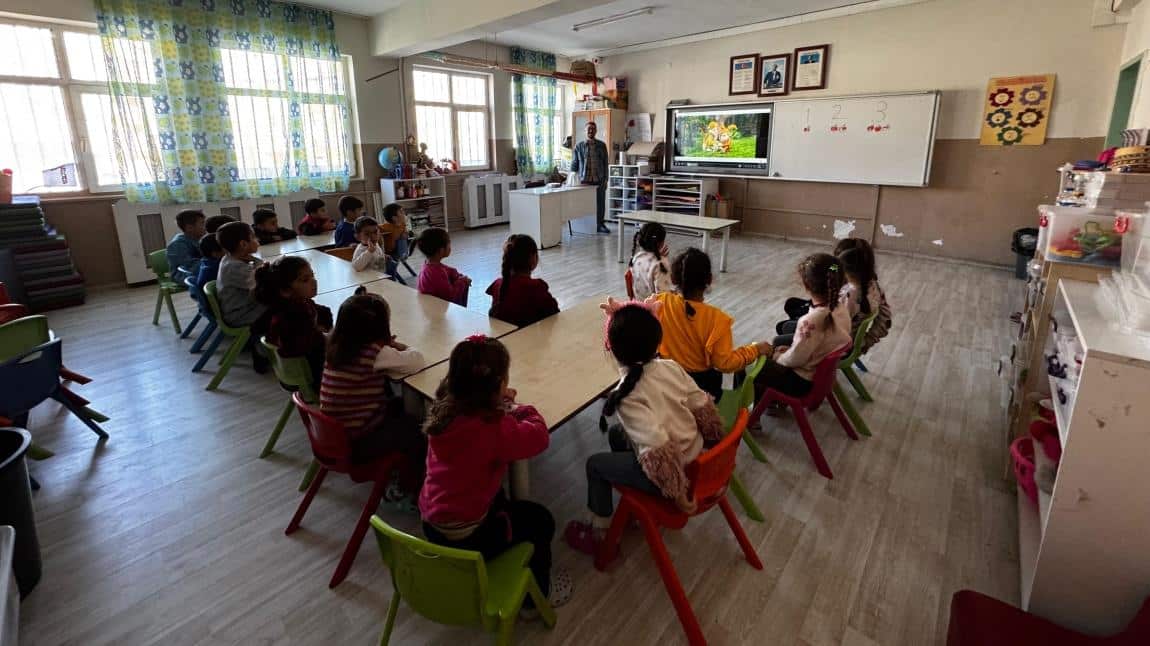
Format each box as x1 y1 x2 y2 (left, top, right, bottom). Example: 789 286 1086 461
319 292 427 494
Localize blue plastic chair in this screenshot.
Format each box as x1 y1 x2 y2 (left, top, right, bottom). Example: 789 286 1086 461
183 277 217 353
0 339 108 440
178 269 205 340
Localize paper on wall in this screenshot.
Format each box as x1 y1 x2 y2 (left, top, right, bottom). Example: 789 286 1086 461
625 113 652 144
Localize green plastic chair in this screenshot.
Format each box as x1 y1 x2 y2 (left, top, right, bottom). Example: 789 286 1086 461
147 249 184 333
833 312 879 438
0 315 109 425
714 356 768 523
200 281 251 391
370 516 556 646
259 337 321 491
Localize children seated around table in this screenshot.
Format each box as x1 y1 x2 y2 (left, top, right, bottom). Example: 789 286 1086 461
254 255 333 386
215 221 272 372
487 234 559 327
629 222 673 300
195 233 224 290
320 292 426 496
415 227 471 307
564 300 723 555
297 198 334 235
834 238 891 353
252 208 298 245
166 209 205 283
205 214 236 234
350 216 404 284
755 253 852 409
419 335 573 610
654 248 770 400
379 203 411 268
333 195 365 248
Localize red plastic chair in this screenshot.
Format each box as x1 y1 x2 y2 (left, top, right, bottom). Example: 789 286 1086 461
595 409 763 646
624 268 635 299
285 392 406 588
0 304 26 326
749 345 858 480
947 589 1150 645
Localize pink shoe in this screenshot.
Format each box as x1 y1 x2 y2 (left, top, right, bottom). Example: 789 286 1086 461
563 520 601 556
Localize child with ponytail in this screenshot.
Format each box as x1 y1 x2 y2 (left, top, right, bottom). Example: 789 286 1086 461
755 253 852 402
628 222 673 300
253 256 332 385
564 300 724 555
654 247 772 400
486 234 559 327
834 237 891 353
420 336 572 609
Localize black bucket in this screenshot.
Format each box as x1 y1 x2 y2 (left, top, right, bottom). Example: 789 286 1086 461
0 428 40 597
1011 227 1039 280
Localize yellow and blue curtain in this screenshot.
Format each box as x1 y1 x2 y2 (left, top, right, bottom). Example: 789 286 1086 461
95 0 351 203
510 47 558 178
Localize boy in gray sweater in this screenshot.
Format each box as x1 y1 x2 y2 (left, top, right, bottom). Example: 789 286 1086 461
215 221 271 372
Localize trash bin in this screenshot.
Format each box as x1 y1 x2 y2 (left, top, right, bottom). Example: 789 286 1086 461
1011 227 1039 280
0 428 39 598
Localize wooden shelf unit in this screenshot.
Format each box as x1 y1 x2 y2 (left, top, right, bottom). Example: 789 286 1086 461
651 176 718 218
379 176 448 231
1018 279 1150 634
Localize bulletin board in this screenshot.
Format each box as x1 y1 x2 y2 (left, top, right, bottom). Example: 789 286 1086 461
980 74 1055 146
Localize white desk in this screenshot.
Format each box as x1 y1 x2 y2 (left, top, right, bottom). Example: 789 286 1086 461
616 210 739 272
291 248 385 294
256 233 333 258
314 280 516 377
509 186 597 249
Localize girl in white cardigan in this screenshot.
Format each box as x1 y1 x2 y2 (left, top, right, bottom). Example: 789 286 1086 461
564 298 723 555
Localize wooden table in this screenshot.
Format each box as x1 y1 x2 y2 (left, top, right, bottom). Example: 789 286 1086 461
314 279 516 377
256 233 333 258
405 296 619 496
616 210 739 272
291 248 385 294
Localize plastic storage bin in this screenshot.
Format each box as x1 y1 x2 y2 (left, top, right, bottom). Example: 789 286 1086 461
1011 437 1038 505
1043 207 1126 266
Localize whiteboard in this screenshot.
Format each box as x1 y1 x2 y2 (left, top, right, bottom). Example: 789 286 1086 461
768 91 940 187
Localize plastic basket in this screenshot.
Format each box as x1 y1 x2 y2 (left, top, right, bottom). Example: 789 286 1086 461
1029 419 1062 464
1011 437 1038 505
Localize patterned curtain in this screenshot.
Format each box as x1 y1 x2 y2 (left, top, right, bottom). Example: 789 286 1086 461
95 0 351 203
510 47 557 178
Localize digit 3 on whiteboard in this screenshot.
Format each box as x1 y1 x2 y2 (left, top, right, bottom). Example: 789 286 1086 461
868 100 890 133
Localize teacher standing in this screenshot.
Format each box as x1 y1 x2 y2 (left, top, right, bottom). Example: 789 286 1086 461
570 121 611 234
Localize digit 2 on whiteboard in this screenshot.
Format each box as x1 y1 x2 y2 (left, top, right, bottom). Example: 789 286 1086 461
829 104 847 133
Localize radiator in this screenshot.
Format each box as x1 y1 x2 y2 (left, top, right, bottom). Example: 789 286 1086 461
462 174 523 229
112 190 318 284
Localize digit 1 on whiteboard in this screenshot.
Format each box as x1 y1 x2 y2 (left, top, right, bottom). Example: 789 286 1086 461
803 108 811 133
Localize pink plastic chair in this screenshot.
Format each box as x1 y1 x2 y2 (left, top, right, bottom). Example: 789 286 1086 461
749 345 858 479
285 392 406 588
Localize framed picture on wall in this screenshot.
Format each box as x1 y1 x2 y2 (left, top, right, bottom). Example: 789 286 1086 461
757 52 791 97
728 53 759 95
792 44 830 91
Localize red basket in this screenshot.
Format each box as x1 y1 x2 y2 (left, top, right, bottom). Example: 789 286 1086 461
1029 419 1062 464
1011 437 1038 505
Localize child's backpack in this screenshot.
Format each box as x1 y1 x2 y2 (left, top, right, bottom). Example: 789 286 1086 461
862 285 892 353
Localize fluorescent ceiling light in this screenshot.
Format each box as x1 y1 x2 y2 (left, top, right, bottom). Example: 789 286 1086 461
572 6 655 32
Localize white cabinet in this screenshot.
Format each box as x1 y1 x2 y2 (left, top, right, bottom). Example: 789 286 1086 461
508 186 597 248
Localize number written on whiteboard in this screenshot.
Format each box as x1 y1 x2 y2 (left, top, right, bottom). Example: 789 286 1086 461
829 104 847 133
802 108 811 133
867 100 891 133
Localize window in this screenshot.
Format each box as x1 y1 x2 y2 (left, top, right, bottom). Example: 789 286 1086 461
412 66 492 170
0 18 358 194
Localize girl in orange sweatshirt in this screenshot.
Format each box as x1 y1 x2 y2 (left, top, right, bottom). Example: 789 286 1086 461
653 248 771 400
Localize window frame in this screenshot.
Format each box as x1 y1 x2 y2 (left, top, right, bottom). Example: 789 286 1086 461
411 64 493 171
0 17 361 195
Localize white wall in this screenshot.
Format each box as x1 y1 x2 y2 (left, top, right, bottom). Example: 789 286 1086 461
600 0 1123 140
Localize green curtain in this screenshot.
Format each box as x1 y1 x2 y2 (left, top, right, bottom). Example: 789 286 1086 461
510 47 558 178
95 0 351 203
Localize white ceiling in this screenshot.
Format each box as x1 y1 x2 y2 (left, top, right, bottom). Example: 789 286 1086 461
300 0 407 17
495 0 868 57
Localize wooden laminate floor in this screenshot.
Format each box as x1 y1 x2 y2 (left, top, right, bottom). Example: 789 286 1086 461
17 227 1021 646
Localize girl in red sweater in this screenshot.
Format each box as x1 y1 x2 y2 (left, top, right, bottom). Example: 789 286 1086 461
419 335 573 610
486 234 559 327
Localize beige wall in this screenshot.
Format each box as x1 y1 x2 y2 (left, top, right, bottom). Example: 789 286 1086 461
598 0 1125 266
1121 0 1150 127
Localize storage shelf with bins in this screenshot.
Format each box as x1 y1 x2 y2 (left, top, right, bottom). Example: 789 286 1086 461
607 164 646 221
1017 279 1150 634
379 176 448 232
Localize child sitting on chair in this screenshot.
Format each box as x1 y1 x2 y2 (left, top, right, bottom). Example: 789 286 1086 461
333 195 364 248
564 300 723 556
195 233 224 290
379 203 411 269
486 234 559 327
297 198 335 235
254 255 333 385
628 222 673 300
351 216 404 284
252 209 298 245
215 221 272 372
416 227 471 306
166 209 205 283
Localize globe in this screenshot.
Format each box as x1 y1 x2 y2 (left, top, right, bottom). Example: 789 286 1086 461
377 147 402 171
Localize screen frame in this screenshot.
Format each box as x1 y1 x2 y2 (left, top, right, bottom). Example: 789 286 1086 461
665 101 775 177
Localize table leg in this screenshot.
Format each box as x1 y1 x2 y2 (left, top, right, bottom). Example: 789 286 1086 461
720 227 731 272
617 218 626 263
509 460 530 499
701 226 711 259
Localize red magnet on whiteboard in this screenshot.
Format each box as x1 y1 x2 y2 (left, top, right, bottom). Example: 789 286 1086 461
803 126 811 132
841 125 847 131
830 126 839 132
867 125 874 132
882 124 890 131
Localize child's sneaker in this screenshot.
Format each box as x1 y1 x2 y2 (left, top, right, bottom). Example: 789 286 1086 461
563 520 601 556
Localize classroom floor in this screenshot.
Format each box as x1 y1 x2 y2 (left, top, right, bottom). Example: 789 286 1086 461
18 227 1021 646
